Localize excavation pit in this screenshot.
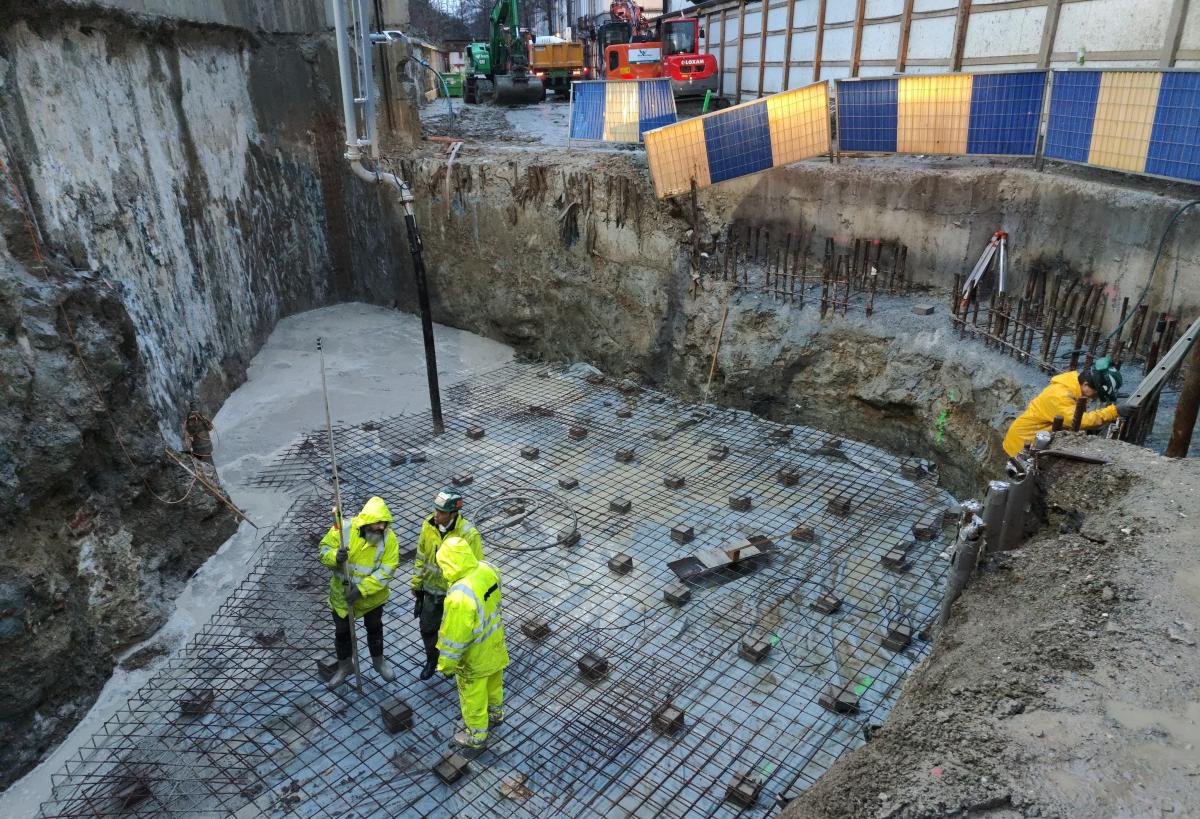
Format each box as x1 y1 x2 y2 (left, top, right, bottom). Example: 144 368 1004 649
43 363 956 817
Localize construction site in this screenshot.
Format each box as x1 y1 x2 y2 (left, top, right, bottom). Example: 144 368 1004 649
2 1 1200 817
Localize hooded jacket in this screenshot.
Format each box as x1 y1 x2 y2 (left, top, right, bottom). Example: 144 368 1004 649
1003 371 1118 456
435 534 509 678
411 514 483 596
318 496 400 618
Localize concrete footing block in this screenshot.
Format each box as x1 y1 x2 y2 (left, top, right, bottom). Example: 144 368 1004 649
465 426 485 440
913 304 935 315
520 446 540 460
738 632 772 663
558 476 579 490
809 593 841 615
179 687 215 716
578 652 609 680
609 498 631 514
664 475 685 489
670 524 694 544
608 553 634 574
777 468 800 486
708 444 729 461
650 702 685 734
882 623 913 652
568 425 587 441
827 496 851 516
520 619 550 640
433 752 470 784
663 582 691 607
725 771 763 808
316 654 339 681
818 684 860 715
729 494 752 512
615 447 635 463
451 474 473 487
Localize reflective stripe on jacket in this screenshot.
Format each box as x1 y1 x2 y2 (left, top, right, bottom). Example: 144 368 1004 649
318 496 400 618
435 535 509 678
1003 371 1118 456
411 514 482 597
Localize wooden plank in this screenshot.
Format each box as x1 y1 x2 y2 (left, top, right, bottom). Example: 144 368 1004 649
781 0 797 90
719 8 729 97
1160 0 1190 67
813 0 827 82
758 0 769 97
896 0 914 73
851 0 867 78
951 0 972 72
736 0 746 103
1038 0 1062 68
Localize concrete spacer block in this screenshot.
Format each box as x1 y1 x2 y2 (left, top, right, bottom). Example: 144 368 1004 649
528 404 554 417
729 494 752 512
451 474 473 487
179 687 215 716
913 304 935 316
881 549 908 571
818 685 860 715
670 524 695 544
608 553 634 574
777 467 800 486
708 444 729 461
558 476 579 490
407 450 427 464
380 699 413 733
725 771 763 808
882 623 913 653
827 496 852 516
577 652 609 680
433 752 470 784
650 702 685 734
520 446 540 460
316 654 340 681
664 474 686 489
615 447 635 463
609 498 632 514
647 429 670 441
615 408 633 419
738 632 772 663
585 372 605 385
664 582 691 607
912 518 938 541
465 426 485 440
568 425 588 441
520 619 550 640
790 525 816 542
557 528 581 547
810 593 842 615
388 450 408 467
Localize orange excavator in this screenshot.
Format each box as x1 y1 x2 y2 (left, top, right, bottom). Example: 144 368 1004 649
581 3 721 102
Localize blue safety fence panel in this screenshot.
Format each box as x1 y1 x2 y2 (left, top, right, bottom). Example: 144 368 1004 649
836 78 898 152
1044 71 1101 163
637 78 677 137
967 72 1045 155
569 82 606 141
702 100 774 183
1146 71 1200 182
568 78 677 143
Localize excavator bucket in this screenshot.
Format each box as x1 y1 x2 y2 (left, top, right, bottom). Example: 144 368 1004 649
493 73 544 105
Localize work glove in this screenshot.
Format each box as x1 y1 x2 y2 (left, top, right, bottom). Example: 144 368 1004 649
412 590 423 619
335 544 348 566
345 583 361 606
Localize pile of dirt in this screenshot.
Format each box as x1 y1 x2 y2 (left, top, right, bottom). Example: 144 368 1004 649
783 434 1200 818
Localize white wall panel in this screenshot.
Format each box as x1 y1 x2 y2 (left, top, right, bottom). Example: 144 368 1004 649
860 21 900 60
766 32 788 61
826 2 855 25
763 65 784 93
767 5 789 31
964 7 1045 59
866 0 905 17
792 29 817 61
907 15 955 60
822 25 854 60
1054 0 1170 54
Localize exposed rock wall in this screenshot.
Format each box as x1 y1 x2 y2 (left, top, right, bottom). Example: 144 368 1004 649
0 5 413 786
397 150 1031 498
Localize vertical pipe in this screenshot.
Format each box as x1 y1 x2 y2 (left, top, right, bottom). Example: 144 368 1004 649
981 480 1009 555
1051 415 1064 432
998 463 1036 552
331 0 361 151
1166 339 1200 457
1070 395 1087 432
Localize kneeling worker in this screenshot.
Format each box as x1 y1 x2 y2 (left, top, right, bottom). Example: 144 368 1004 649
1003 358 1124 456
318 496 400 687
412 487 483 680
435 533 509 751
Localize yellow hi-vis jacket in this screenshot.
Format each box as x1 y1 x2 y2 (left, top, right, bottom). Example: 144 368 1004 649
435 534 509 678
411 514 483 597
1003 371 1118 456
318 496 400 618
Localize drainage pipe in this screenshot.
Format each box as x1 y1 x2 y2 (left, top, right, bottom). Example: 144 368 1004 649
939 506 984 628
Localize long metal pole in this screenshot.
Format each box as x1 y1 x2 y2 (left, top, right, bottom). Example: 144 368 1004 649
318 338 363 693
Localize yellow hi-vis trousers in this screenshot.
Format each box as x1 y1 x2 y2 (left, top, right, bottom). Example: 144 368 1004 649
456 669 504 741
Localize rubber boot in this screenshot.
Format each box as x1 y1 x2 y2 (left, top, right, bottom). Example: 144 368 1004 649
325 658 353 689
419 644 438 681
372 654 395 682
488 706 505 726
452 728 488 751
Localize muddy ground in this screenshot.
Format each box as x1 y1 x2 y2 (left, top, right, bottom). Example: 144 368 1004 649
784 435 1200 818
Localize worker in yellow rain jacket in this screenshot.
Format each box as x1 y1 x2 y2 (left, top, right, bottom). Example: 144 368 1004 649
317 496 401 688
1003 359 1125 456
411 487 483 680
436 533 509 751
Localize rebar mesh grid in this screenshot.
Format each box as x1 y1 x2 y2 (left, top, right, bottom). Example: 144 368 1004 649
40 363 958 819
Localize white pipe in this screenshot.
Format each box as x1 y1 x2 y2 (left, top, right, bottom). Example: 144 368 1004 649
330 0 361 158
356 0 379 159
350 160 415 215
